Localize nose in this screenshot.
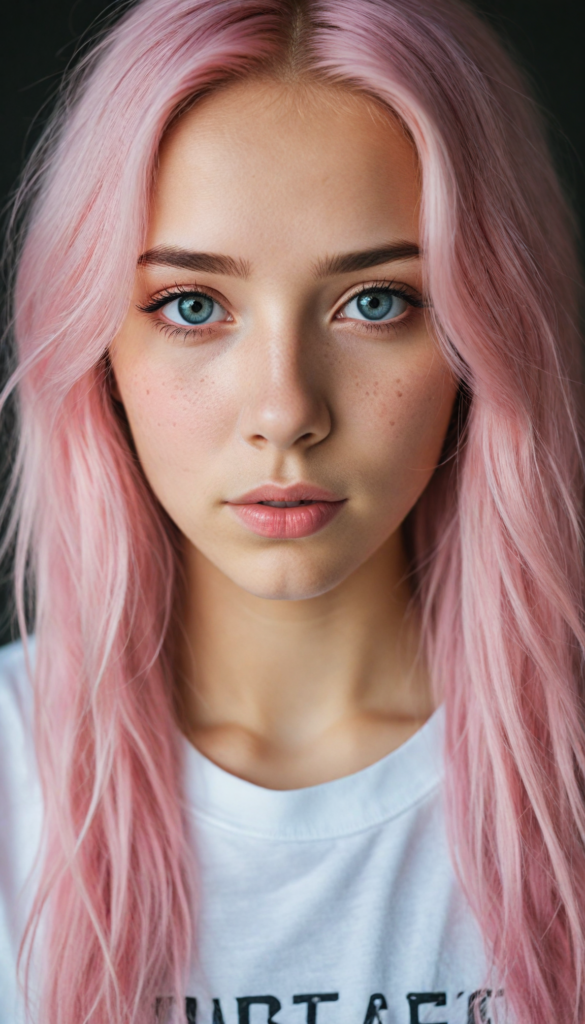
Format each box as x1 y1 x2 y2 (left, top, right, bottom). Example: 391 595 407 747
238 328 331 452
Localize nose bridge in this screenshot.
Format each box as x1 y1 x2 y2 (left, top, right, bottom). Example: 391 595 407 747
238 313 330 452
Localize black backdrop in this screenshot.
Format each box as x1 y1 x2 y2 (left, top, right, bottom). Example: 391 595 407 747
0 0 583 645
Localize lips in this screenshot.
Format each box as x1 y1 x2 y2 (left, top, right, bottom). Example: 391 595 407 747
226 484 346 539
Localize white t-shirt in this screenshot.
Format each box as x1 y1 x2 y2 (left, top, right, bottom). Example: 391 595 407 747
0 639 504 1024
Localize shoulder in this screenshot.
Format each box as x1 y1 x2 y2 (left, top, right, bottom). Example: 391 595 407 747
0 638 35 753
0 639 41 1023
0 634 42 867
0 636 34 692
0 637 38 813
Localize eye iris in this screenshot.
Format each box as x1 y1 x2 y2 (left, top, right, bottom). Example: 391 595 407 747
177 293 214 324
356 290 394 321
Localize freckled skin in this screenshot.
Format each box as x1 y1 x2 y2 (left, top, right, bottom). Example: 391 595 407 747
110 80 457 603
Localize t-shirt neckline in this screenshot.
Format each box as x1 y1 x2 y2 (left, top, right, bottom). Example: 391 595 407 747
181 706 444 841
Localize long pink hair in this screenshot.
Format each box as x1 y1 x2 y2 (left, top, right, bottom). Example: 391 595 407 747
2 0 584 1020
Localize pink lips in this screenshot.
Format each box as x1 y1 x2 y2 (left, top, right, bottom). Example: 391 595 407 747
226 484 346 539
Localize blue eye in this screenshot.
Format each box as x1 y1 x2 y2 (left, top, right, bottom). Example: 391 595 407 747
163 292 227 326
341 289 408 322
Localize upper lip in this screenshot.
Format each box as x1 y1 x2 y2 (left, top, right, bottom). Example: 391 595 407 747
227 483 345 505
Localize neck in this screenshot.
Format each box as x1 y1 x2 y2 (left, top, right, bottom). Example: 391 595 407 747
176 532 433 788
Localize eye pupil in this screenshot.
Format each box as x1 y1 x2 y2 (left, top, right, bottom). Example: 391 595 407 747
357 290 393 321
178 293 214 324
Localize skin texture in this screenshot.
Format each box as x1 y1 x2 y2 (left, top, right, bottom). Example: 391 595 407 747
110 79 458 787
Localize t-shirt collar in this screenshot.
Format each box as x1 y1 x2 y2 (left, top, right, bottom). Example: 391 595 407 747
181 706 444 840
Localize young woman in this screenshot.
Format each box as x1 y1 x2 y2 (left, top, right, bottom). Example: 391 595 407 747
0 0 583 1022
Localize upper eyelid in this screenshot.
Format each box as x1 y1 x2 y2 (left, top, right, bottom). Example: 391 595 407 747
345 279 422 298
137 282 231 315
333 280 425 318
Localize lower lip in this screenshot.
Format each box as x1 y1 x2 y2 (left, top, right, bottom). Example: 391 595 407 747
228 501 345 539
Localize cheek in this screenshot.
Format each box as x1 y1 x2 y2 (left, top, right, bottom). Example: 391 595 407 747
114 357 232 489
341 349 456 495
382 366 453 449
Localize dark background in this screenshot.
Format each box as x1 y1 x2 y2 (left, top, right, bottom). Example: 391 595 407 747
0 0 583 645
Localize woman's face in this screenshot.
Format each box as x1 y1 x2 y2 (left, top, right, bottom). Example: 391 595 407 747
110 80 457 600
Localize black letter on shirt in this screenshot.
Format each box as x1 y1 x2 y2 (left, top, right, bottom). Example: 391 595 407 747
406 993 447 1024
185 998 197 1023
212 999 226 1024
293 993 339 1024
237 996 282 1023
363 993 387 1023
467 990 492 1024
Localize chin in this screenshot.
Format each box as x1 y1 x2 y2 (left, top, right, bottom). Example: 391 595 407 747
226 551 357 602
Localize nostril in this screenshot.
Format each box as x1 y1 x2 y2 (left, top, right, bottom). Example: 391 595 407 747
240 397 332 451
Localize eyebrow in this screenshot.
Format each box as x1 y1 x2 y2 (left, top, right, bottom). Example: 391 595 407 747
137 246 251 277
312 242 420 277
136 240 420 278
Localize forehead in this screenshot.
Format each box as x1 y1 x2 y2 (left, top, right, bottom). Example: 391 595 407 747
148 79 421 262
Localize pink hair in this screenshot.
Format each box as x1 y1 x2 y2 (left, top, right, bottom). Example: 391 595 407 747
2 0 584 1020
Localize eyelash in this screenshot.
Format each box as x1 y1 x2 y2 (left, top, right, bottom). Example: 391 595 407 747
137 284 229 341
335 280 424 334
137 279 425 341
